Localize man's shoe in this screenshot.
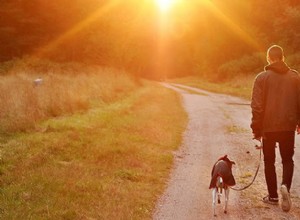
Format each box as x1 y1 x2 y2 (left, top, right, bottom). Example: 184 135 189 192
280 185 292 212
262 195 279 205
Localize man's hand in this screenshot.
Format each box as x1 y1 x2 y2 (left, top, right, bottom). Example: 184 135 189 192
297 126 300 135
253 136 262 149
253 134 262 142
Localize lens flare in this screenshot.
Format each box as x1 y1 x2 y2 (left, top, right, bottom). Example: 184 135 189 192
156 0 174 12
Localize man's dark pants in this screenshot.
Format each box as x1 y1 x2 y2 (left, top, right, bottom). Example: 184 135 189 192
262 131 295 198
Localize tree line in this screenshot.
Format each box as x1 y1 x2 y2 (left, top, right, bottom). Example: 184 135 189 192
1 0 300 79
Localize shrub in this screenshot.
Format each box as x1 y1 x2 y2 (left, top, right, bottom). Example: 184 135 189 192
217 53 265 81
285 52 300 71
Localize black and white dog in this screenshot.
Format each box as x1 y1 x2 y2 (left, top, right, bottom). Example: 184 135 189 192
209 155 236 217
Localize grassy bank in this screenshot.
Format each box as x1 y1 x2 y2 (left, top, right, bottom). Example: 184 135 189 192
169 75 255 100
0 60 139 132
0 72 187 219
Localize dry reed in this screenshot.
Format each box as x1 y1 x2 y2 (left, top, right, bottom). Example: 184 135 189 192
0 60 138 132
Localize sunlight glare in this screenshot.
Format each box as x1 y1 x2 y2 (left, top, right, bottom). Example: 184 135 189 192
156 0 174 12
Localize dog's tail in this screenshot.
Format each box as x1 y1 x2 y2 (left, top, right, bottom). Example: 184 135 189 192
217 176 224 194
217 176 223 204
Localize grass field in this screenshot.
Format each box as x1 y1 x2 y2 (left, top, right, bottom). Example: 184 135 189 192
0 64 187 219
0 61 140 132
1 62 257 219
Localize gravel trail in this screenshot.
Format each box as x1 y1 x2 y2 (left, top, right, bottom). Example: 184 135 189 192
153 83 300 220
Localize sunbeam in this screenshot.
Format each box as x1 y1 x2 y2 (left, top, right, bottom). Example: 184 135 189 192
156 0 174 12
34 0 121 58
197 0 263 52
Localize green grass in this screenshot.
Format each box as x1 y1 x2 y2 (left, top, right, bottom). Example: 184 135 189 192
169 75 254 100
226 125 248 134
0 82 187 219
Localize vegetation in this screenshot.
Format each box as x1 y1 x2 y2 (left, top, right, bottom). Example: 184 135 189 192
0 59 139 132
0 68 188 219
1 1 299 218
1 1 300 79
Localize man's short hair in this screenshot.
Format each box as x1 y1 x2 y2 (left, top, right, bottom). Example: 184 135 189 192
267 45 284 62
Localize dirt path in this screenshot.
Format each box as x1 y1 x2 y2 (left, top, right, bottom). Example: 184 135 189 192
153 83 300 220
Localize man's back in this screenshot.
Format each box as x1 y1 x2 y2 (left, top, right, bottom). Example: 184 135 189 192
250 45 296 212
251 60 300 133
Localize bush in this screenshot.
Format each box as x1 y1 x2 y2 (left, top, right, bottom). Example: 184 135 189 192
285 52 300 71
217 53 265 81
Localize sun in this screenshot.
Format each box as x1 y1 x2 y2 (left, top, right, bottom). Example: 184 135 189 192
156 0 174 12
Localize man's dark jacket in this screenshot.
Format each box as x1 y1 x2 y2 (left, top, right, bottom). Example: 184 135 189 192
251 61 300 138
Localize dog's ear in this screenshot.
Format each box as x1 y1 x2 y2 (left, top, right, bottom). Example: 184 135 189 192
218 155 228 161
231 160 236 165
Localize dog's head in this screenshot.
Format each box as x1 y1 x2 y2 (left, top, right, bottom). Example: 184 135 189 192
209 154 236 189
217 155 235 168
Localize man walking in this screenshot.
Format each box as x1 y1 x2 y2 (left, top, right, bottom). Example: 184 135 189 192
251 45 300 212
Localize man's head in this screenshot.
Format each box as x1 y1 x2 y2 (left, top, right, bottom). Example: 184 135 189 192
267 45 284 64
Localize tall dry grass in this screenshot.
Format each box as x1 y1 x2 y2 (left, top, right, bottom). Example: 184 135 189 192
0 60 139 132
0 81 188 219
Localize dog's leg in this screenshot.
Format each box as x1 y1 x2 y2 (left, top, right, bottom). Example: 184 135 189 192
217 177 223 204
212 188 217 217
224 187 229 214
